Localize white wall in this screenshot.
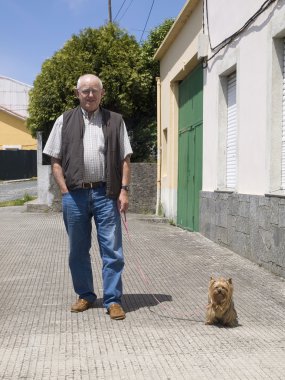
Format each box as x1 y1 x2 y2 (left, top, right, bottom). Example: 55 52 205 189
203 0 285 195
206 0 266 48
0 76 32 118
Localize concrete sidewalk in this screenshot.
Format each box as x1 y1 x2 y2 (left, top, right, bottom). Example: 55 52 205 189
0 206 285 379
0 179 37 202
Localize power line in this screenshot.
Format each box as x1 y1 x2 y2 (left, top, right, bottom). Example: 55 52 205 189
205 0 277 64
139 0 155 43
113 0 128 21
118 0 134 23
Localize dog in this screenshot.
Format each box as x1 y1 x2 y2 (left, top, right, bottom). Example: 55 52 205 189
205 277 238 327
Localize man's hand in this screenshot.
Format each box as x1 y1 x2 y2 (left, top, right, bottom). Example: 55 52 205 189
119 155 131 213
51 157 69 194
118 190 129 213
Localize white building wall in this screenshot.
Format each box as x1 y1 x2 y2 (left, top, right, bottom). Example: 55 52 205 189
206 0 266 48
0 76 32 118
203 0 285 195
200 0 285 278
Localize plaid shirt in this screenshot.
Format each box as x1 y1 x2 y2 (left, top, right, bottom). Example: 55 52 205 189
43 108 133 182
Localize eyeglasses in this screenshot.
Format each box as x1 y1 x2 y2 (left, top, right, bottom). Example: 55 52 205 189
79 88 101 95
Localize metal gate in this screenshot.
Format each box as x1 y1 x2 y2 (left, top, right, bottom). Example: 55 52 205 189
177 64 203 231
0 150 37 180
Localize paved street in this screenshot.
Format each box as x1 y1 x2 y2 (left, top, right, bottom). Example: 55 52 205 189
0 179 37 202
0 206 285 379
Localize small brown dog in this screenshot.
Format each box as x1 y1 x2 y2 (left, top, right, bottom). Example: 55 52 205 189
205 277 238 327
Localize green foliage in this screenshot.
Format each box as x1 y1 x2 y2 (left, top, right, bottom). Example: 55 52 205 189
139 18 174 161
141 18 174 75
0 193 36 207
27 20 174 161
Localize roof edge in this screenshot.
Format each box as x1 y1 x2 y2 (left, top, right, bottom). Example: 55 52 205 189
0 105 27 120
0 75 33 89
154 0 200 61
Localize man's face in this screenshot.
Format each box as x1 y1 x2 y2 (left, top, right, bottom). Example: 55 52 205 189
76 76 104 113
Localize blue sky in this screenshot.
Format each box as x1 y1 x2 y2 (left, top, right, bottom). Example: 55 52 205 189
0 0 186 86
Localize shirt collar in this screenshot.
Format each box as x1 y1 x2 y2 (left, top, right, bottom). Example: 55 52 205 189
81 107 100 120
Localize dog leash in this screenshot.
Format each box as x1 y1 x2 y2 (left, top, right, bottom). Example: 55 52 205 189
121 211 164 304
120 211 204 322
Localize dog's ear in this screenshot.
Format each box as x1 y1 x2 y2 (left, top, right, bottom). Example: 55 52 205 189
209 277 215 285
227 278 233 284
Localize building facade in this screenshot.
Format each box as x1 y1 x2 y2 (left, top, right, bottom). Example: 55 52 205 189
154 0 203 230
201 0 285 277
0 76 36 150
156 0 285 277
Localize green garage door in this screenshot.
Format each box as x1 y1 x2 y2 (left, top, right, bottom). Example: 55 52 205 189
177 64 203 231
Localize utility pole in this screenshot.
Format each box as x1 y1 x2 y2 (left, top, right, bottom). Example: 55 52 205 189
108 0 112 23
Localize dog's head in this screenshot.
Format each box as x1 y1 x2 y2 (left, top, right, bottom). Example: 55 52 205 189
209 277 233 305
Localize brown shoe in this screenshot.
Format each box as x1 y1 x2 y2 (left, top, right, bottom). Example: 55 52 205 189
71 298 92 313
108 303 126 320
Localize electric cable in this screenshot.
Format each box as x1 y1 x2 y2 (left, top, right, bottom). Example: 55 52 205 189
139 0 155 43
113 0 128 21
118 0 134 22
205 0 278 64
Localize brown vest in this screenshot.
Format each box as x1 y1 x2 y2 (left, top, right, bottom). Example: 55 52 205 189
61 106 123 199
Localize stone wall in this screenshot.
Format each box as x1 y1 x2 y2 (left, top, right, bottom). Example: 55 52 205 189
128 163 157 214
200 191 285 278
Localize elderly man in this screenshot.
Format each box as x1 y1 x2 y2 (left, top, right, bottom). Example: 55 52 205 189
43 74 132 320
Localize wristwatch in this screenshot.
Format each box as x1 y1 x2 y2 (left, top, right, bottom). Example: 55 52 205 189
121 185 130 191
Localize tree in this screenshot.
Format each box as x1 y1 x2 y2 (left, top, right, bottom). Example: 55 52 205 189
134 18 174 161
27 20 174 161
141 18 174 92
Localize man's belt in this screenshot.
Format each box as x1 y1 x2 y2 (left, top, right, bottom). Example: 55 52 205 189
81 181 105 189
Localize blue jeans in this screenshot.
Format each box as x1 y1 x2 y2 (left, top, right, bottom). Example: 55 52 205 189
62 185 124 309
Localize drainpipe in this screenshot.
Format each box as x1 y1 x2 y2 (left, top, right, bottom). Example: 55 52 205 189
156 77 161 215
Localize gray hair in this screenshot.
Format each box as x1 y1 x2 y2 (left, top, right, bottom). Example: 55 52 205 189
76 74 103 90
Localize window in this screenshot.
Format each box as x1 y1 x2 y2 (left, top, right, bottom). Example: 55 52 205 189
269 29 285 194
226 72 237 189
282 38 285 189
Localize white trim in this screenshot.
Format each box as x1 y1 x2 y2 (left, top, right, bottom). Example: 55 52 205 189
0 76 32 88
3 145 22 150
282 38 285 189
226 72 237 189
0 105 26 120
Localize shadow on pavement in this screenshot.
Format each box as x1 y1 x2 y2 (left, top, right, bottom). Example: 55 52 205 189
91 293 172 312
123 293 172 312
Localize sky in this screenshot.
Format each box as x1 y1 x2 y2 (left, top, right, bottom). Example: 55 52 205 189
0 0 186 86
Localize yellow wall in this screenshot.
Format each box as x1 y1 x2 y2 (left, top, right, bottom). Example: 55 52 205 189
0 110 36 150
156 0 203 219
